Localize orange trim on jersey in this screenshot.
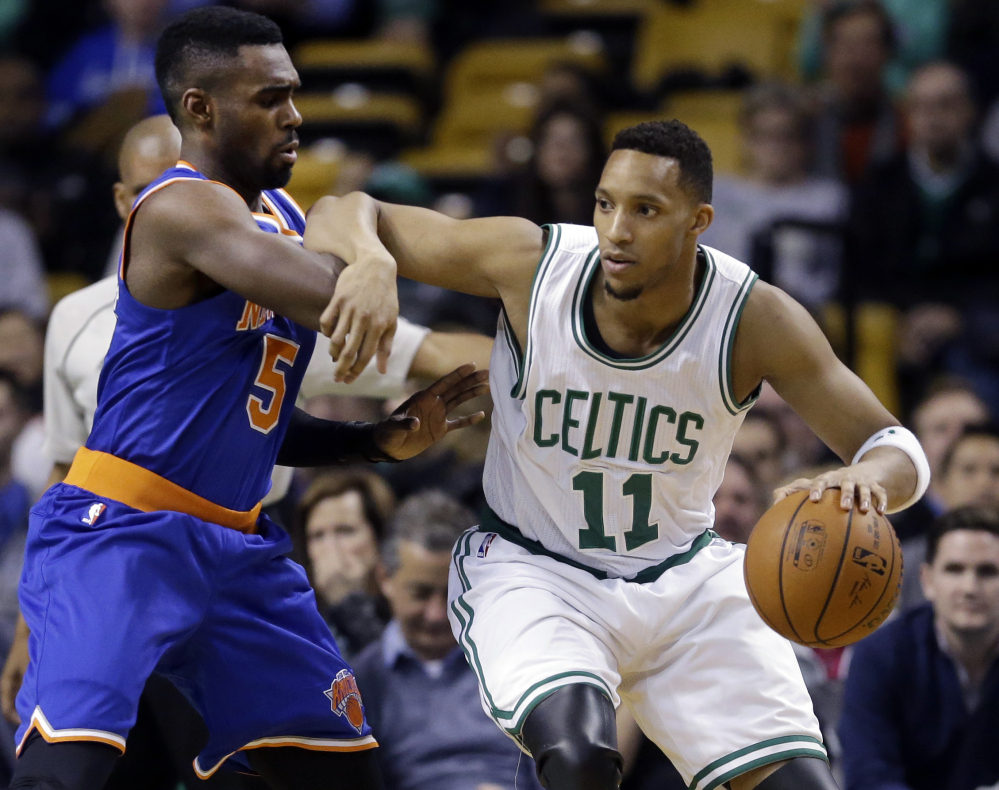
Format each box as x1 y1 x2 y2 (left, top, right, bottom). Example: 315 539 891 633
260 193 304 238
193 734 378 779
277 188 307 222
65 447 261 533
16 707 127 756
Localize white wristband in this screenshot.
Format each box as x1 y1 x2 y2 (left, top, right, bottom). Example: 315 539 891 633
851 426 930 514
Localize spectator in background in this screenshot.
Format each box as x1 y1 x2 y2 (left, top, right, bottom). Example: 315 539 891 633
513 101 605 227
731 411 787 492
799 0 949 95
754 381 830 472
352 490 541 790
293 470 395 658
0 372 28 782
891 381 991 541
900 424 999 610
701 82 847 308
712 455 765 544
839 506 999 790
0 209 47 321
813 1 904 184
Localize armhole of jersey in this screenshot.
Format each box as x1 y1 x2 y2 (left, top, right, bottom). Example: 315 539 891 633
498 304 523 374
718 269 760 415
119 176 200 281
511 224 561 400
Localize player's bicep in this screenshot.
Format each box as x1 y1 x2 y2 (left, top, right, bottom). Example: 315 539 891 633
376 203 543 297
748 285 897 462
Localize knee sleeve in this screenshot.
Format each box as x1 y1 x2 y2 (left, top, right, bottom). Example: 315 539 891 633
9 733 119 790
521 684 623 790
754 757 839 790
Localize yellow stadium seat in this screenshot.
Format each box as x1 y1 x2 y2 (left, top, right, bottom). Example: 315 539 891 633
633 4 799 91
47 273 91 307
539 0 655 16
433 91 537 149
698 0 808 25
284 149 341 212
855 303 901 416
295 92 422 136
293 39 435 80
446 38 607 99
664 90 744 124
604 111 742 175
400 146 495 180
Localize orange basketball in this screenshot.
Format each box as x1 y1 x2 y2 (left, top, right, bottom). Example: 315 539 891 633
744 489 903 648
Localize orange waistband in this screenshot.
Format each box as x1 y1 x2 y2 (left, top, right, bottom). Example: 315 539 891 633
64 447 260 533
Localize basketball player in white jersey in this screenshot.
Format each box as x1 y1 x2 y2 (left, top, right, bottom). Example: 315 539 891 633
305 121 931 790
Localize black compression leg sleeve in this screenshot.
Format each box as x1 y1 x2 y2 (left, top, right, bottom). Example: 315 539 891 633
752 757 839 790
9 732 120 790
521 684 623 790
246 746 385 790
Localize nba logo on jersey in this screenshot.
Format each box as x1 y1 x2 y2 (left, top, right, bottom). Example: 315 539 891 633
477 533 497 558
324 669 364 734
81 503 106 526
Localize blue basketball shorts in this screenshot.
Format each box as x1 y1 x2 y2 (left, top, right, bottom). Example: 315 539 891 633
15 483 376 778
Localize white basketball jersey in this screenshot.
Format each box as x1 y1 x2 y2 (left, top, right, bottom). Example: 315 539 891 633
483 224 760 579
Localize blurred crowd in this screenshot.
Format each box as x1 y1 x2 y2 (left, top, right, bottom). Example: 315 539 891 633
0 0 997 789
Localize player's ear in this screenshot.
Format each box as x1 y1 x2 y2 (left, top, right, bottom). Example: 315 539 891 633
112 183 131 222
690 203 713 236
181 88 212 128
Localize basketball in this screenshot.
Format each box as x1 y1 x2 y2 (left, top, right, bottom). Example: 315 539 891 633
744 489 903 648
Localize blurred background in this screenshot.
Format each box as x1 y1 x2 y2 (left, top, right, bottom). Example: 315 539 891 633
0 0 998 789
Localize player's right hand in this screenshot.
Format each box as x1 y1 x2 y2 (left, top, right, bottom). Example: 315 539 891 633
320 253 399 384
1 614 29 724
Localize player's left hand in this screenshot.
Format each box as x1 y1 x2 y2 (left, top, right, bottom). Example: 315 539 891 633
373 364 490 461
773 461 888 514
320 252 399 384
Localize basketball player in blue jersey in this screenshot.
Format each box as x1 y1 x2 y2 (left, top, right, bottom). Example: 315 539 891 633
9 8 487 790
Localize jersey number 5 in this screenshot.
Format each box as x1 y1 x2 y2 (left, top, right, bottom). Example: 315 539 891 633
247 334 300 434
572 471 658 553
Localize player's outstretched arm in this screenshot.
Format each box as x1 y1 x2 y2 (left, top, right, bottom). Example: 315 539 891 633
733 283 923 514
130 181 395 354
304 192 543 379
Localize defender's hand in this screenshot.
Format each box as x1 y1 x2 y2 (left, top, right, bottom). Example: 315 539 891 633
773 461 888 514
2 615 29 724
374 364 489 461
320 254 398 383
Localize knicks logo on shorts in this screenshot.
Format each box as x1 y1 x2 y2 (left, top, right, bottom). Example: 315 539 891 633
324 669 364 734
81 503 106 526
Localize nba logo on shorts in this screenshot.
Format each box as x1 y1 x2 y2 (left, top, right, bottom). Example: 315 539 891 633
82 503 106 526
478 533 497 558
324 669 365 734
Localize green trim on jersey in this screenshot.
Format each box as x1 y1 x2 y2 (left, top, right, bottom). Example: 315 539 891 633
688 735 828 790
479 506 715 583
569 245 717 370
718 267 761 416
498 305 522 372
512 224 562 399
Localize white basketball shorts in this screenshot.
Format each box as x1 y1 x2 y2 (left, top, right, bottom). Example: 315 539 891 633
448 529 826 790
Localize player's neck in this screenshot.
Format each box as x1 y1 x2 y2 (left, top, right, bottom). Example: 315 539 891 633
178 149 264 212
590 246 703 358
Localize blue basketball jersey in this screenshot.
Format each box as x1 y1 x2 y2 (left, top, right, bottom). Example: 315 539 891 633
85 162 317 512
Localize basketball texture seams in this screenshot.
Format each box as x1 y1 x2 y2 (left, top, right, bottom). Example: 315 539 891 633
744 490 903 648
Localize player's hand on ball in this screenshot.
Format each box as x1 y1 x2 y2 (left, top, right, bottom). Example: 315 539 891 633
773 462 888 514
373 364 489 461
319 252 399 384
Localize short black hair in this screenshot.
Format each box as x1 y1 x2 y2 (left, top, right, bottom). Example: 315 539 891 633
940 423 999 478
926 505 999 565
611 120 713 203
155 6 283 122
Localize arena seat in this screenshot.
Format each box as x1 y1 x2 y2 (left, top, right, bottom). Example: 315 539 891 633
855 303 901 416
294 91 422 155
400 146 495 180
538 0 654 17
47 272 91 306
292 39 435 94
665 90 744 125
632 3 799 92
283 148 342 212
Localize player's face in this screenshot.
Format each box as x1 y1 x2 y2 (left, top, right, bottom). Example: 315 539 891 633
380 542 455 662
212 44 302 191
922 530 999 636
114 149 182 221
594 149 712 301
